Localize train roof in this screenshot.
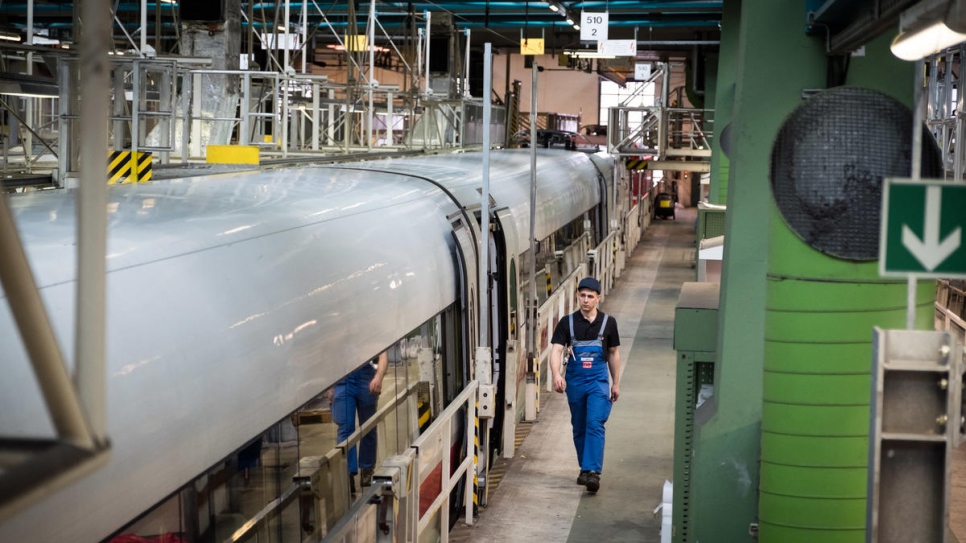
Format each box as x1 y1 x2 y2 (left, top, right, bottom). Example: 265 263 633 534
337 149 605 256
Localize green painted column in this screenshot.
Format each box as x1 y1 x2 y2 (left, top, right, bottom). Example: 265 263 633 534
689 1 826 541
759 31 928 543
707 0 739 205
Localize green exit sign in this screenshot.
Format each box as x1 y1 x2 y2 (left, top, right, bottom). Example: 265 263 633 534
880 179 966 279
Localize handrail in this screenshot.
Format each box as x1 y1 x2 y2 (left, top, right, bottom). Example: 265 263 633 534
412 380 478 534
227 378 420 542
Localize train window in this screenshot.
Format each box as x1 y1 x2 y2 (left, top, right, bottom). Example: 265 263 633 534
108 492 186 543
111 305 466 543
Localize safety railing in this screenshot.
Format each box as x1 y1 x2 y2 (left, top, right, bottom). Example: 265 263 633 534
228 379 420 543
607 105 714 162
244 379 477 543
536 267 587 397
937 280 966 344
589 231 619 297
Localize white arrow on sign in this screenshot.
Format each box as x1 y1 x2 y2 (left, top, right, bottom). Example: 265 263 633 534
901 185 962 271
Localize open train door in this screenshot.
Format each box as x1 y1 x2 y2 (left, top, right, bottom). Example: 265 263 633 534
448 213 485 512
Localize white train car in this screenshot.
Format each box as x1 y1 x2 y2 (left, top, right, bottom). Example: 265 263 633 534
0 149 622 542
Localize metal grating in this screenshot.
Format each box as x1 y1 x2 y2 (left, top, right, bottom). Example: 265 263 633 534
770 87 943 261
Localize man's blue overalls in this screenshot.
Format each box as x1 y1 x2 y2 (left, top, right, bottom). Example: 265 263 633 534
331 362 378 475
565 313 612 473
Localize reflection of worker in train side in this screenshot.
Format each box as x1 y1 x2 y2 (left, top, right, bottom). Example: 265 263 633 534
331 352 388 491
549 277 621 494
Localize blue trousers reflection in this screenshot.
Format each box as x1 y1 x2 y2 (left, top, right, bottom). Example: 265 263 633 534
332 374 378 474
566 379 612 473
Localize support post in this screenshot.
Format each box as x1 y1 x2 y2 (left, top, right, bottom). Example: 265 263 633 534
77 0 111 442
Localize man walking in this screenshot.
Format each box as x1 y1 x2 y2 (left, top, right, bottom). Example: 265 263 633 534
549 277 621 493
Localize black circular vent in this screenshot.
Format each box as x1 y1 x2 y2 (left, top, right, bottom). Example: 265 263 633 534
770 87 943 261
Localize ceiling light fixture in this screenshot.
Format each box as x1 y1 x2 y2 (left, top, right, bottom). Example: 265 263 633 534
566 16 575 25
891 0 966 60
548 2 559 12
564 49 615 59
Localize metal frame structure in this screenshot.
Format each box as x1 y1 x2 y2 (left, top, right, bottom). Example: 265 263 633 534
924 43 966 180
606 62 713 172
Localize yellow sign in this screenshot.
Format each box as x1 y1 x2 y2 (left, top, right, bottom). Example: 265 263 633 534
520 38 544 56
345 35 368 52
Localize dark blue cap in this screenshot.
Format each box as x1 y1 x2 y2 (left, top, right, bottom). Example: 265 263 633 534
578 277 601 294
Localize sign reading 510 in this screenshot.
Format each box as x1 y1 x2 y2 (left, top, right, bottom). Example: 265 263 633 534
580 11 608 41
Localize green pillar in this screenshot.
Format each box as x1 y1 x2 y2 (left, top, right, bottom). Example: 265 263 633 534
689 1 826 541
758 30 927 543
707 0 740 205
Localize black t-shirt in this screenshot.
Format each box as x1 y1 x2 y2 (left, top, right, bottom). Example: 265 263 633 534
550 310 620 356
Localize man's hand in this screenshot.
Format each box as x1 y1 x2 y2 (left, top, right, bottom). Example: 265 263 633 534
553 374 566 393
610 383 620 402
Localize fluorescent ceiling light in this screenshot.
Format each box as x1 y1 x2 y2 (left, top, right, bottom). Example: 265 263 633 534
891 0 966 60
0 31 21 42
566 17 575 25
891 21 966 60
548 2 559 12
564 50 615 59
573 24 580 30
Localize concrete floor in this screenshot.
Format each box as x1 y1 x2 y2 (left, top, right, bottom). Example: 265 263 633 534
456 207 697 543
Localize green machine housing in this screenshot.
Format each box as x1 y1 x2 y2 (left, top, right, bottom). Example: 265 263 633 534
672 282 720 543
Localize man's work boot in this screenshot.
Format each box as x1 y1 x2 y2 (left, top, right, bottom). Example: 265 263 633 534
585 472 600 493
576 470 591 486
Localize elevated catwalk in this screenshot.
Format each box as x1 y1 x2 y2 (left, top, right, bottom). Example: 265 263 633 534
453 207 697 542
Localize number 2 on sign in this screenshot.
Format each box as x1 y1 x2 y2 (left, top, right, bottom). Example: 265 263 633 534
580 10 608 42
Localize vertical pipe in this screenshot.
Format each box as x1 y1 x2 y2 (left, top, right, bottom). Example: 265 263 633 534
327 88 335 145
527 60 537 359
367 0 375 149
479 43 492 349
909 59 925 330
282 79 289 157
77 0 111 441
58 61 69 181
283 0 291 71
425 12 431 94
181 72 191 164
132 61 140 153
25 0 34 173
312 81 319 150
140 0 147 55
301 0 307 74
241 73 250 146
464 29 471 97
387 91 394 145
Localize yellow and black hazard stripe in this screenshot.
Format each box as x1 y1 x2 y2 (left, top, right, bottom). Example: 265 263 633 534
109 151 153 184
417 398 432 432
545 270 552 296
625 158 648 171
473 402 480 514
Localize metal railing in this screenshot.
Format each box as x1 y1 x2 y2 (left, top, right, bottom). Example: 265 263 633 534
607 105 714 161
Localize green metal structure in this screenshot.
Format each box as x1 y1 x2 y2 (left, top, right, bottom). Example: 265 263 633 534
672 282 720 543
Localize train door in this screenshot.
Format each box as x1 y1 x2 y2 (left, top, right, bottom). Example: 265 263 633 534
448 213 478 393
487 218 511 465
448 213 482 517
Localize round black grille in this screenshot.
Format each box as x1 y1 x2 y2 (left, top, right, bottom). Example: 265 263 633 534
770 87 943 261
